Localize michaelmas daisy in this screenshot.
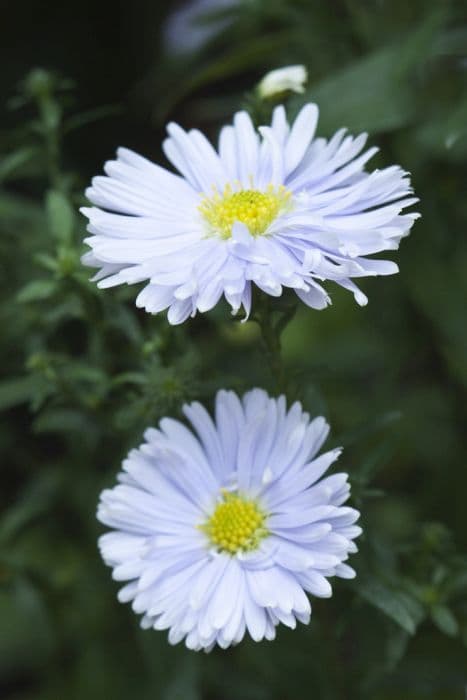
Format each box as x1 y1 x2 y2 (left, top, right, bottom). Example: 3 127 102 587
82 103 418 324
98 389 361 651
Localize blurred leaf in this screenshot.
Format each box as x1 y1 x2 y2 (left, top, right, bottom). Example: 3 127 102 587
17 278 57 303
163 656 201 700
112 371 146 387
304 45 416 134
358 577 424 635
64 104 122 133
0 577 54 677
45 189 74 243
0 146 39 183
0 470 61 544
444 568 467 598
337 410 402 448
34 252 59 272
38 99 61 132
295 12 444 134
0 376 36 411
384 626 410 672
417 96 467 159
353 435 399 489
434 26 467 56
106 304 144 345
431 605 459 637
32 408 95 435
0 192 44 227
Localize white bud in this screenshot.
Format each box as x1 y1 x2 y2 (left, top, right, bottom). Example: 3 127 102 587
257 65 308 99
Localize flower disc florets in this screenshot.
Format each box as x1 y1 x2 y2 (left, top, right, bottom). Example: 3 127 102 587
98 389 361 651
199 184 292 238
201 490 269 554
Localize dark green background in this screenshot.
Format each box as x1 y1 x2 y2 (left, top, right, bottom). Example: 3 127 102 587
1 1 467 698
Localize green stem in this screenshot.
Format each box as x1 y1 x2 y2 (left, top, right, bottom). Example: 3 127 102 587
253 294 297 395
37 94 62 190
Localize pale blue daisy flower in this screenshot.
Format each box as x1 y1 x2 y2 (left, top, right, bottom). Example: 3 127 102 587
82 103 419 324
98 388 361 651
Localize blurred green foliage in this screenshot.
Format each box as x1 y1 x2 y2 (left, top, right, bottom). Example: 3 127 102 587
2 1 467 698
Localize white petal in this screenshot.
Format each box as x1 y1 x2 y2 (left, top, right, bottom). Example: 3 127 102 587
285 103 319 174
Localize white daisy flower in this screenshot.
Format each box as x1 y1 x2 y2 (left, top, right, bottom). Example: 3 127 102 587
98 388 361 651
257 65 308 99
82 103 419 324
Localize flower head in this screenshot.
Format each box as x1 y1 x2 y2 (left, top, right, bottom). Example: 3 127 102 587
82 104 418 324
257 65 308 99
98 389 361 651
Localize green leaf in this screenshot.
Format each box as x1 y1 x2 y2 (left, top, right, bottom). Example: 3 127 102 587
64 104 122 133
32 408 94 435
304 46 416 134
40 99 61 132
112 371 147 387
353 435 399 487
384 627 410 673
431 605 459 637
0 147 39 183
17 278 57 303
294 12 444 134
337 410 402 448
45 189 74 243
0 470 61 544
162 656 201 700
417 96 467 159
0 577 54 676
34 252 59 272
0 192 44 228
358 577 424 635
444 568 467 597
0 376 35 411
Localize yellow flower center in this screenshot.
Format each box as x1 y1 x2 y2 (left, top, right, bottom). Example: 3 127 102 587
200 491 269 555
199 184 292 239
